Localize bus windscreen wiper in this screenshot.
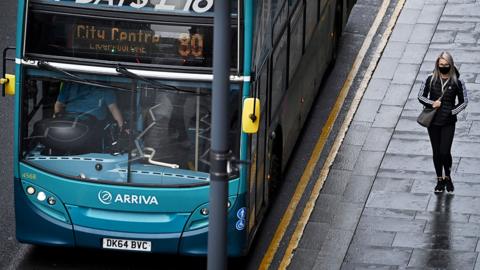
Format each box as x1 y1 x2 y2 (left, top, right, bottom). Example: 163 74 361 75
116 65 210 96
37 61 131 92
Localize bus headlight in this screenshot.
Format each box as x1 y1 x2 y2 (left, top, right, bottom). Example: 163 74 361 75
26 186 36 195
21 180 71 224
37 191 47 201
200 208 209 216
47 197 56 205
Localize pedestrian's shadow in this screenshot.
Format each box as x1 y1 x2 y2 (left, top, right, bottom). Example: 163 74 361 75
425 193 453 268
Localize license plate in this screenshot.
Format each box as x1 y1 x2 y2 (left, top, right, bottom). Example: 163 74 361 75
102 238 151 252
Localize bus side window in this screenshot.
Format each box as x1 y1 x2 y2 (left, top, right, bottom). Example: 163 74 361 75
289 1 304 81
305 0 318 46
271 33 287 115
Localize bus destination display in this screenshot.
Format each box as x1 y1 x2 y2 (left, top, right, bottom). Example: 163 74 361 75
24 13 237 67
73 23 206 60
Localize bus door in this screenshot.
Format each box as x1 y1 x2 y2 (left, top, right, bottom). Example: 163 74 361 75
248 63 269 224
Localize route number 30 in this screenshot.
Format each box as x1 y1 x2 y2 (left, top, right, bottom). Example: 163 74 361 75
178 33 204 57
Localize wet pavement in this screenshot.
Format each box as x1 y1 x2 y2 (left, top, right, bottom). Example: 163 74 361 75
289 0 480 269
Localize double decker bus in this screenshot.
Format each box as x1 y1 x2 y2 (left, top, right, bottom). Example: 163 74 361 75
2 0 354 256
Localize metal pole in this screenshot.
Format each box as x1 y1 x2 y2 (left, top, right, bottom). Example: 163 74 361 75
208 0 231 269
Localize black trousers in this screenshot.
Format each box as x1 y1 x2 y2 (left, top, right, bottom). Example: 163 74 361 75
427 124 455 178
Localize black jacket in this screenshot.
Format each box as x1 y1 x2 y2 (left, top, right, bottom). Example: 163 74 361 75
418 70 468 126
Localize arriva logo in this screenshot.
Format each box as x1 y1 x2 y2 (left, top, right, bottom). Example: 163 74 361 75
97 190 159 205
98 190 113 205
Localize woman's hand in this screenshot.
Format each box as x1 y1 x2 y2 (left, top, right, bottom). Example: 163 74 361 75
432 100 442 108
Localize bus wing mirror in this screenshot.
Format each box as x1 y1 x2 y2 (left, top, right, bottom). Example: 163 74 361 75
242 98 260 134
1 74 15 96
2 47 16 97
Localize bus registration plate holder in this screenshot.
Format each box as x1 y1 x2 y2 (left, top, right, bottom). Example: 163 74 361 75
102 238 152 252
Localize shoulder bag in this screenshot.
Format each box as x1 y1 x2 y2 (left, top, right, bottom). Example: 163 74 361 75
417 107 437 127
417 81 446 128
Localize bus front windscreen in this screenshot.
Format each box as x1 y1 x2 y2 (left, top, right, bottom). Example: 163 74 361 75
21 69 241 186
25 11 238 68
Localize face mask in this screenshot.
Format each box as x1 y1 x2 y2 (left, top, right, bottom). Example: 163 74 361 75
439 66 451 75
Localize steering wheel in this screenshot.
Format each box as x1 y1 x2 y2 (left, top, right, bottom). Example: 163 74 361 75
34 112 101 154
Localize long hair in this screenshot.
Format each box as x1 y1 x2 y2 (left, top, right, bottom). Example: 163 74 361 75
431 51 459 88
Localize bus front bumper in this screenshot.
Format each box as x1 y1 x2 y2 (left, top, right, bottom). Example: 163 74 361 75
14 179 248 256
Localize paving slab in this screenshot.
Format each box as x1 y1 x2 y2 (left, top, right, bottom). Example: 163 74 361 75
392 64 420 85
372 105 403 128
342 121 371 146
372 58 401 79
289 248 319 270
423 219 480 237
352 150 385 176
382 41 408 59
363 78 390 101
396 8 420 25
416 4 444 25
344 246 412 266
321 169 352 195
393 232 478 251
399 44 429 64
427 195 480 216
415 210 470 224
341 263 397 270
366 191 431 211
432 30 456 43
357 215 426 233
372 177 414 192
457 158 480 174
409 24 437 44
310 200 364 229
382 84 412 105
353 99 381 122
350 229 395 247
455 32 479 44
362 207 417 220
390 23 415 42
341 175 375 203
362 127 394 151
332 144 363 171
298 222 331 250
408 249 478 269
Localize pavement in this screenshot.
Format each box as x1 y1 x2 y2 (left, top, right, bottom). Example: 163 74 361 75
288 0 480 269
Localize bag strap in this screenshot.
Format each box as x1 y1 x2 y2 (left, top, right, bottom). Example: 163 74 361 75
438 78 449 101
424 79 447 109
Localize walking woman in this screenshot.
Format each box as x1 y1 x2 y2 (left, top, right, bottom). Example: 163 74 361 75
418 51 468 193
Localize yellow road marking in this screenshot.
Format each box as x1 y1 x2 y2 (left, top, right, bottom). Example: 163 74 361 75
258 0 395 269
278 0 406 268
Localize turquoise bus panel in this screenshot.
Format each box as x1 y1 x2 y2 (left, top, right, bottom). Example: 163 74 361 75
15 179 75 247
179 193 248 256
13 0 27 178
20 163 239 212
239 0 254 194
21 180 72 224
67 205 190 233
